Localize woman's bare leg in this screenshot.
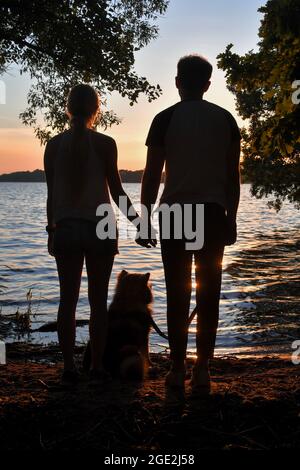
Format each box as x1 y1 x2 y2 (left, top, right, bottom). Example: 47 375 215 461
55 253 84 371
85 253 114 371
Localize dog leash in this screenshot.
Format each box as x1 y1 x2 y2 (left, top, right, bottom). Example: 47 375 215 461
150 306 198 341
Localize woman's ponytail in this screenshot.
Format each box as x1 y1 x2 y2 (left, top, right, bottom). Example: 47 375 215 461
65 85 100 199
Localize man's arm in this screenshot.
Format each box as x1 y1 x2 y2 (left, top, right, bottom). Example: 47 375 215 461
225 139 241 244
141 145 165 223
226 139 241 222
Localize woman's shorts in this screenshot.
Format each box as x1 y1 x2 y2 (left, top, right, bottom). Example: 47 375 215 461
53 218 118 257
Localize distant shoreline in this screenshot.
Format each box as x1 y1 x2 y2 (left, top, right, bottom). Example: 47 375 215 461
0 169 249 184
0 169 151 183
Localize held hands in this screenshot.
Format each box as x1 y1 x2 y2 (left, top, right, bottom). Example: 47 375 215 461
135 220 157 248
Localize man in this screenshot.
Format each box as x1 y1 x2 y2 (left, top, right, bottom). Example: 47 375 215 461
141 54 241 400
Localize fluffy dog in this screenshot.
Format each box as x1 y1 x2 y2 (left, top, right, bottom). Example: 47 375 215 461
83 270 153 380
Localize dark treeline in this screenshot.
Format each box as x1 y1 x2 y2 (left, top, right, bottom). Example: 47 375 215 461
0 169 166 183
0 169 249 184
0 169 46 182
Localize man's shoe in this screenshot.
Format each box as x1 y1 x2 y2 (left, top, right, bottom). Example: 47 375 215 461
165 369 186 405
61 369 79 386
89 369 112 386
190 365 211 398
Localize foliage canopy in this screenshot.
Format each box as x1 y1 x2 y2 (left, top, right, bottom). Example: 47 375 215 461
0 0 169 143
218 0 300 209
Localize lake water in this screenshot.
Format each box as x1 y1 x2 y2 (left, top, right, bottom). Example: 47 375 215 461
0 183 299 358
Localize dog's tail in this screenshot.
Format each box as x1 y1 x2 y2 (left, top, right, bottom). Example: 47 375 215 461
119 345 144 381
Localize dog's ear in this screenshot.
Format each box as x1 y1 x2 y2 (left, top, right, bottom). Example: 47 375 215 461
144 272 150 283
119 270 128 280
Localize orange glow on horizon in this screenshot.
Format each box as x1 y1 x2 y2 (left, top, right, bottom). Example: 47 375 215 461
0 128 43 173
0 127 147 174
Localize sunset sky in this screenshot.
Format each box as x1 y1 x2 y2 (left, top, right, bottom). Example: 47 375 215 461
0 0 265 173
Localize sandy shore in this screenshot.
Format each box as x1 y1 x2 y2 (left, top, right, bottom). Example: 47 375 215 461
0 342 299 451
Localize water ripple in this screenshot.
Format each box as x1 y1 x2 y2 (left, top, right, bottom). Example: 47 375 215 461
0 182 299 357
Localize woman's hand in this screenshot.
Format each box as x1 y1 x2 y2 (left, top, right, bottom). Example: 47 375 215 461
48 232 55 256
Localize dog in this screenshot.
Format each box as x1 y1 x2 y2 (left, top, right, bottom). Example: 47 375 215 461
83 270 153 381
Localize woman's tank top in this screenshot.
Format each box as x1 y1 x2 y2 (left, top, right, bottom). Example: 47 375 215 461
52 130 111 223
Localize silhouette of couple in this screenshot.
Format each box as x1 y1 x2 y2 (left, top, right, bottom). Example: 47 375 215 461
44 55 241 398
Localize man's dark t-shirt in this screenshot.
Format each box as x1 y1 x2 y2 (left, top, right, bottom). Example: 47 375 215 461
146 99 241 208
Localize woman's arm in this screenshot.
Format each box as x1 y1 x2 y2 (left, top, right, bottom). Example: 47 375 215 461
106 140 156 247
44 141 55 228
44 140 56 255
106 140 138 222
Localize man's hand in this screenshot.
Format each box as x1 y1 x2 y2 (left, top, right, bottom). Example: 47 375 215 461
224 218 237 245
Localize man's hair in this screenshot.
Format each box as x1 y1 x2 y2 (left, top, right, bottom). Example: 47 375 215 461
177 55 212 92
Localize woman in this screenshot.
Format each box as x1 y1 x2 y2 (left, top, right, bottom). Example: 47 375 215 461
44 84 148 384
